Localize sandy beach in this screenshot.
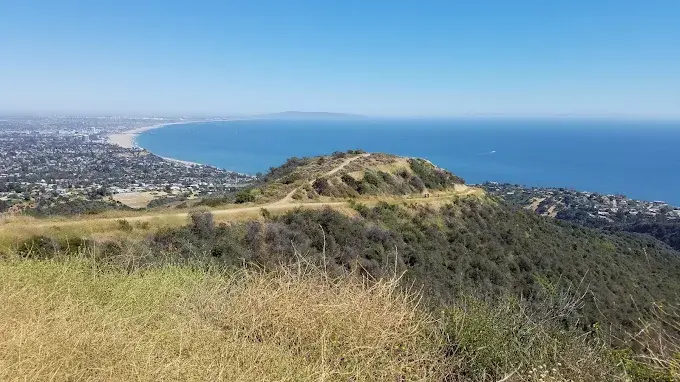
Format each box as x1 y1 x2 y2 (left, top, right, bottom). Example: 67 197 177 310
107 121 192 149
161 156 202 166
107 118 253 167
107 121 208 166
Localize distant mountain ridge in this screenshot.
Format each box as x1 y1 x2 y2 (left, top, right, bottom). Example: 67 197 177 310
252 111 366 120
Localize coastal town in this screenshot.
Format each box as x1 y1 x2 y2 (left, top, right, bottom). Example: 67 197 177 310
481 182 680 225
0 115 254 214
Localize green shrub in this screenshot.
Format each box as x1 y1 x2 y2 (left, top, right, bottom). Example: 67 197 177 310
409 175 426 192
362 171 381 187
15 236 90 259
234 189 255 204
341 174 360 190
312 178 334 196
409 158 464 189
348 200 370 217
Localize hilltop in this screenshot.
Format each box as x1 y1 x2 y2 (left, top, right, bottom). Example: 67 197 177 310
232 151 470 205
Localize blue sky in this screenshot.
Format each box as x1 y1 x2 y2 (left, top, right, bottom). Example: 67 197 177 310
1 0 679 117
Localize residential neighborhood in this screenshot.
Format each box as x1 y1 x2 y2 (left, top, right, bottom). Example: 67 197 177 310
0 116 253 214
482 182 680 225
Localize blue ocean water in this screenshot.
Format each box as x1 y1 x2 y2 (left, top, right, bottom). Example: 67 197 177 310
136 119 680 205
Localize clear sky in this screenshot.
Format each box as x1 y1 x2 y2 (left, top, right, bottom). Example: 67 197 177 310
1 0 679 117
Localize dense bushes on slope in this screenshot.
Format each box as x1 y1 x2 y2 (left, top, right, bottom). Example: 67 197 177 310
261 156 313 183
312 158 466 198
551 208 680 252
26 198 132 216
144 200 680 333
17 196 679 336
408 158 465 189
359 158 462 196
8 196 680 379
485 184 680 252
606 221 680 251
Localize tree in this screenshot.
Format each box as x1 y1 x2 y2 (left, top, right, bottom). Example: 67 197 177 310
235 189 255 204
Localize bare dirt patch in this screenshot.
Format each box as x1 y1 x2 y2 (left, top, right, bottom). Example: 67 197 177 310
112 192 165 209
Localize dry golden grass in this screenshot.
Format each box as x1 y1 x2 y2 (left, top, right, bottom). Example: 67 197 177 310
0 214 188 250
617 303 680 381
0 257 444 381
346 156 412 179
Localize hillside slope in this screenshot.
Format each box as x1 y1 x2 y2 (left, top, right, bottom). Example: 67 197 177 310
482 182 680 251
2 257 643 381
6 152 680 333
141 200 680 334
4 152 680 380
14 194 680 336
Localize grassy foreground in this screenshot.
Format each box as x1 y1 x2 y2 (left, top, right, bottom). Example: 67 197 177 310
0 257 441 381
0 255 676 381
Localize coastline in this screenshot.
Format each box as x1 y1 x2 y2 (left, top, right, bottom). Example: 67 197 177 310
106 118 252 168
107 121 192 150
107 120 210 167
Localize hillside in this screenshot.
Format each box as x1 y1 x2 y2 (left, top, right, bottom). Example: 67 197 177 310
4 153 680 327
2 256 646 381
83 198 679 334
3 152 680 380
5 202 680 380
208 151 469 206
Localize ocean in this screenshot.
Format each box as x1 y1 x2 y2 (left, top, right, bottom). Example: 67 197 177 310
136 118 680 205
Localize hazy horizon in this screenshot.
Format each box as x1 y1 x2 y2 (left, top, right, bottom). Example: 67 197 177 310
2 111 680 122
2 1 679 118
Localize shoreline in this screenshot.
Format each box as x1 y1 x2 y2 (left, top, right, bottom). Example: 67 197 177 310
107 119 245 168
107 121 196 150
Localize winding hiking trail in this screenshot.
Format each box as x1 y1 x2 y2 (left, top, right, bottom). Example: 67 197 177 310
3 153 482 231
274 153 371 206
22 185 480 230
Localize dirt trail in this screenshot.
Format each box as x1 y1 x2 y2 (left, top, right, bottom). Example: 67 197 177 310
273 153 371 206
16 154 485 230
25 192 479 230
29 201 349 228
324 153 371 177
27 156 372 228
27 187 481 229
